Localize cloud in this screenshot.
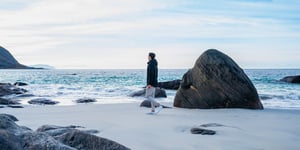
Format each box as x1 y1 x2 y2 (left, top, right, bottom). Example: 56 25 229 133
0 0 299 68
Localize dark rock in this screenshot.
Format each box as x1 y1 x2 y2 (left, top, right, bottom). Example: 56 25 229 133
0 113 18 121
200 123 224 127
190 128 216 135
37 125 128 149
28 98 59 105
0 131 24 150
0 98 20 105
37 125 83 132
21 132 75 150
140 100 172 108
0 83 27 97
7 105 24 108
157 79 181 90
0 46 35 69
130 87 167 98
75 98 97 103
174 49 263 109
280 75 300 84
14 82 28 86
0 113 74 149
37 125 84 137
56 130 130 150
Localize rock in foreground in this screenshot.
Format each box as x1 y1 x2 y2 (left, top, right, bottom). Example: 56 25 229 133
0 114 130 150
174 49 263 109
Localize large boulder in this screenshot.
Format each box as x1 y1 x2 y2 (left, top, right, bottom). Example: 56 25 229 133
174 49 263 109
280 75 300 84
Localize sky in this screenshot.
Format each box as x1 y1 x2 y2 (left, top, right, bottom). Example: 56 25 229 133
0 0 299 69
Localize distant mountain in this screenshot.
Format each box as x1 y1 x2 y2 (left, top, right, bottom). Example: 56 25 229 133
0 46 35 69
30 64 55 69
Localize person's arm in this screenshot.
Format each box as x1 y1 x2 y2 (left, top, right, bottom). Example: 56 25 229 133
147 62 155 87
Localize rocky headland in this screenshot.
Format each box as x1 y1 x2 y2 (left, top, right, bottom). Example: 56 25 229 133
0 46 36 69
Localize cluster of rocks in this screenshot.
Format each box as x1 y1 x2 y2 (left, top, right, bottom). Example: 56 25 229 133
0 114 130 150
0 83 28 108
0 83 27 97
0 82 98 108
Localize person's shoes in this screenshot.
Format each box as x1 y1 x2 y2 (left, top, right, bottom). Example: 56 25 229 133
156 105 163 114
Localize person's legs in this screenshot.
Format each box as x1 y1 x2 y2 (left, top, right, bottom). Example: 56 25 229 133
145 87 158 112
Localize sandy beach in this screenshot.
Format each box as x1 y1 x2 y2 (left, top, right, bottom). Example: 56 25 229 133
2 102 300 150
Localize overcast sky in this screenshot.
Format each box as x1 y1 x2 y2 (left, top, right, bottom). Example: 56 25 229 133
0 0 299 69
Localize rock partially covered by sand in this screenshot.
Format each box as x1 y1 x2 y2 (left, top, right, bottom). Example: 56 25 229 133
28 98 59 105
174 49 263 109
75 98 97 103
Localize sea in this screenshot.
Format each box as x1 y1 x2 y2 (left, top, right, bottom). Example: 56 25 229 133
0 69 300 110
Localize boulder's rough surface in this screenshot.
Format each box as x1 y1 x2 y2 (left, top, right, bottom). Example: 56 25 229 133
57 130 130 150
174 49 263 109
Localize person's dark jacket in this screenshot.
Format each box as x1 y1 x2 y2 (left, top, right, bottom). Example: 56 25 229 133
147 59 158 87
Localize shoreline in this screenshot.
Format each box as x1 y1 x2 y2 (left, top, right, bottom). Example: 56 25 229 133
2 102 300 150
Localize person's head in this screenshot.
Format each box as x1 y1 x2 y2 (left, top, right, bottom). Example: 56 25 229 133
148 52 156 61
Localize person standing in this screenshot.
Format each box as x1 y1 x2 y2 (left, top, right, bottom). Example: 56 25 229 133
146 52 162 113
